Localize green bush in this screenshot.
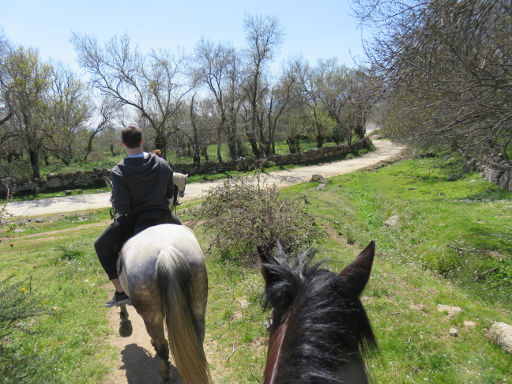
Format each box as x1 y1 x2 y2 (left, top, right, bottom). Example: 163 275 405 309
0 277 59 383
196 173 320 265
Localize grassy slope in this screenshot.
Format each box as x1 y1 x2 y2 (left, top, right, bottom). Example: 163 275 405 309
284 157 512 383
1 158 511 383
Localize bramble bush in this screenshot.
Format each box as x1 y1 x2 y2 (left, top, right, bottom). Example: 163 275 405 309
195 174 320 265
0 276 55 383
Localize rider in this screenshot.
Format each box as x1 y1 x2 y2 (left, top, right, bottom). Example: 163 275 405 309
95 125 181 307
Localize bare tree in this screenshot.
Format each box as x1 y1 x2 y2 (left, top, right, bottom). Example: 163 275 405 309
0 33 12 128
45 67 91 165
194 39 243 160
313 58 354 144
0 46 53 179
260 68 295 155
242 14 283 157
72 33 191 158
84 95 118 160
354 0 512 163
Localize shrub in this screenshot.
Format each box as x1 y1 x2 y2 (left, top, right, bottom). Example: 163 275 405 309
195 173 320 265
0 276 52 383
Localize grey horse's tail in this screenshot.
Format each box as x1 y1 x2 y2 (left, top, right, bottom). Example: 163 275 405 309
155 248 210 384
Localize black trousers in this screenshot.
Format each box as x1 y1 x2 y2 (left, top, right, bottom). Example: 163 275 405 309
95 209 181 280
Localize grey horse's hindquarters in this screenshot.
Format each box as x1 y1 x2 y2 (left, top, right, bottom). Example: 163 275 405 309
118 225 210 384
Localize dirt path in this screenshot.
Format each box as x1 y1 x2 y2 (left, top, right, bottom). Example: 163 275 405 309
6 139 404 218
105 304 164 384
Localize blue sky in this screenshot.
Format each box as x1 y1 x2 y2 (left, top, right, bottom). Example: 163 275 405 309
1 0 366 75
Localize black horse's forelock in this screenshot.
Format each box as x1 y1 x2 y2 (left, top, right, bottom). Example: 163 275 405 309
262 252 377 384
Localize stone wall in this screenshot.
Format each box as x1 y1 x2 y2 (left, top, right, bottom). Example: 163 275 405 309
1 168 111 196
465 153 512 192
1 138 372 196
173 138 372 175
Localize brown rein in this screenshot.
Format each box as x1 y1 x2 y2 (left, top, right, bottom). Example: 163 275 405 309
263 311 290 384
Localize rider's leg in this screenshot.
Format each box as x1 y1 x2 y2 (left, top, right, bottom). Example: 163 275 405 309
94 215 135 291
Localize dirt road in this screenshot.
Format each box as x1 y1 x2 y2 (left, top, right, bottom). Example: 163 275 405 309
6 139 403 218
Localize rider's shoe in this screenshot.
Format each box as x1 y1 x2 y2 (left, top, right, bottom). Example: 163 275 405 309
105 291 131 307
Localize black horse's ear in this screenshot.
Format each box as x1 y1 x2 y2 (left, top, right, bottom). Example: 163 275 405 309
339 241 375 296
257 245 274 286
257 245 272 265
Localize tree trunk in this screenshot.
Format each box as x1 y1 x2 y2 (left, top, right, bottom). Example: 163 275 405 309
227 139 237 160
316 135 324 149
236 139 243 157
216 125 223 162
84 129 102 161
247 135 259 157
286 137 301 154
29 149 41 180
226 122 238 160
202 146 209 162
154 134 167 158
192 124 200 166
190 96 201 165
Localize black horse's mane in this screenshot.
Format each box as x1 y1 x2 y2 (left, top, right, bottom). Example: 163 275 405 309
262 250 377 384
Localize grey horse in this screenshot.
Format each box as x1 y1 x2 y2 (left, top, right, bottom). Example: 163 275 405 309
117 224 210 384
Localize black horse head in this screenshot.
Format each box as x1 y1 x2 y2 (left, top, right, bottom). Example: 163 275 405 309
259 241 378 384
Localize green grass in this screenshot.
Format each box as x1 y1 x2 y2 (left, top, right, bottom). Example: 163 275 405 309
285 157 512 301
1 157 511 383
0 220 116 383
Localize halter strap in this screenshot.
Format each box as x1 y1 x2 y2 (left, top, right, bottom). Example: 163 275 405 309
263 311 289 384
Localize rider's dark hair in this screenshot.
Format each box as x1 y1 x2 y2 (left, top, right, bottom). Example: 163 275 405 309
122 125 142 148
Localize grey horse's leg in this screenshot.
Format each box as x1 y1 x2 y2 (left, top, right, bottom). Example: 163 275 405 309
143 316 172 383
119 304 133 337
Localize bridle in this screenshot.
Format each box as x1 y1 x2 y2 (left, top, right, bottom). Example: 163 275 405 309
263 311 290 384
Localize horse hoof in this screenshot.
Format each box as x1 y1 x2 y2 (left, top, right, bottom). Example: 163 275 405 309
119 319 133 337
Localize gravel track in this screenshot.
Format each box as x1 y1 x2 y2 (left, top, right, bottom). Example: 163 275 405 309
6 139 403 218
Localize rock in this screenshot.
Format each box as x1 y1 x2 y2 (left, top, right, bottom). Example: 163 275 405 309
498 173 510 190
437 304 462 317
449 328 459 337
35 218 44 223
384 215 400 226
488 322 512 354
238 298 249 308
310 174 327 184
65 190 72 196
463 321 477 328
410 303 427 313
317 184 327 191
13 228 25 233
55 195 62 198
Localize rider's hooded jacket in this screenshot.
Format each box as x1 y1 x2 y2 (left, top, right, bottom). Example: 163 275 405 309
110 153 174 216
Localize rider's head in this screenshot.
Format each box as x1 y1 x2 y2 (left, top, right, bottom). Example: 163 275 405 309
122 125 142 149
